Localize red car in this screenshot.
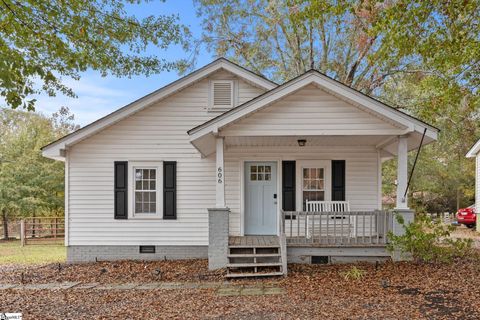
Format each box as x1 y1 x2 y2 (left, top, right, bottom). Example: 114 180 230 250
456 206 476 228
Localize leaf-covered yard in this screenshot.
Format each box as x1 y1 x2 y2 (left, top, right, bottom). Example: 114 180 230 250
1 258 480 319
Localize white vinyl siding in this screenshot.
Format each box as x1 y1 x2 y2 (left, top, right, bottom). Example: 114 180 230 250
221 84 404 137
67 71 267 246
224 146 380 236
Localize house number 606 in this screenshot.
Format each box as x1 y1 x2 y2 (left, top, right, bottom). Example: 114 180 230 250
217 167 223 184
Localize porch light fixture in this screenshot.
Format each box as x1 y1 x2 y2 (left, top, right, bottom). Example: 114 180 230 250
297 139 307 147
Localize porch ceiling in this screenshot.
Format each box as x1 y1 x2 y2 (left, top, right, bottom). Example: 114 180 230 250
225 135 390 147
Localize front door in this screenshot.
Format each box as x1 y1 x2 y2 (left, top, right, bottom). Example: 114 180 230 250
244 162 277 235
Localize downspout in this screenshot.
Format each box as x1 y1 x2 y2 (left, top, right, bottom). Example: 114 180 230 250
404 128 427 200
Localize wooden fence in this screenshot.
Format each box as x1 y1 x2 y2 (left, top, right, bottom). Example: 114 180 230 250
20 217 65 246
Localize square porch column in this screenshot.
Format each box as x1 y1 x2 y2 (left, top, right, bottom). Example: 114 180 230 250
215 137 225 208
396 135 409 210
208 137 230 270
392 135 414 261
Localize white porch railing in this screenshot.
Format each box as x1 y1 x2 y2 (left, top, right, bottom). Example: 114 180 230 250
281 210 394 246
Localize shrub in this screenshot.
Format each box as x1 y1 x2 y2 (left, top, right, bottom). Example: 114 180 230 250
387 213 473 263
341 266 366 281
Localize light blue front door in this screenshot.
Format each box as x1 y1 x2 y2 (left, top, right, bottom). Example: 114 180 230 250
245 162 277 235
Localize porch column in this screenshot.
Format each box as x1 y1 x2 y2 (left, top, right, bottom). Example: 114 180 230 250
392 135 414 261
216 137 225 208
396 135 409 210
208 137 229 270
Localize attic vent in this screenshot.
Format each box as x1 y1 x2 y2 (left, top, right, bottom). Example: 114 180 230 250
211 80 234 110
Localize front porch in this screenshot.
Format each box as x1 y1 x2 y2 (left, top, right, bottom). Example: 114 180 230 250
189 73 438 276
206 135 415 276
224 208 394 277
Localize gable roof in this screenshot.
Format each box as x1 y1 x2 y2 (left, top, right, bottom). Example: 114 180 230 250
467 139 480 157
188 69 439 140
42 58 277 160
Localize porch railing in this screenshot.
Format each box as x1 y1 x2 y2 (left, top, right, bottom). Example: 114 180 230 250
281 210 394 246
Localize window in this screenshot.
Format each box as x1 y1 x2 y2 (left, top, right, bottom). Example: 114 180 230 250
134 168 157 214
302 167 325 210
129 162 162 217
210 80 234 110
250 165 272 181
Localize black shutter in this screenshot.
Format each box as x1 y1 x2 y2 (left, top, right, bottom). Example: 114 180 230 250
332 160 346 201
163 161 177 219
114 161 128 219
282 161 296 211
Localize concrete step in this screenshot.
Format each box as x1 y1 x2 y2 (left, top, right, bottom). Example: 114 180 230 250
228 244 280 249
227 253 281 258
225 272 284 278
227 262 282 268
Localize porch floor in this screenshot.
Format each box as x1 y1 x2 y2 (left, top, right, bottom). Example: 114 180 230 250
229 236 279 247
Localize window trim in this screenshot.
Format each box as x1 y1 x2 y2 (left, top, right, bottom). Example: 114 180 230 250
128 161 163 219
209 80 235 111
295 160 331 212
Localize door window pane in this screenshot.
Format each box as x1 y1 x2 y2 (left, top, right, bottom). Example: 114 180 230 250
250 165 272 181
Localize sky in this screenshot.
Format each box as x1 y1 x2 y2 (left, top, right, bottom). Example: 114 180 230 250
34 0 213 126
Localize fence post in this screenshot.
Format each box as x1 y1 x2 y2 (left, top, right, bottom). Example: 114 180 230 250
20 219 25 246
54 218 57 239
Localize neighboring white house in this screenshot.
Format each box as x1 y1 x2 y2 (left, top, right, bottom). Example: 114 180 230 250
42 58 438 276
467 139 480 232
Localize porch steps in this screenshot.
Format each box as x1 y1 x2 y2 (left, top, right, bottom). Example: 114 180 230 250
228 253 281 258
225 272 284 278
226 236 286 278
226 262 283 268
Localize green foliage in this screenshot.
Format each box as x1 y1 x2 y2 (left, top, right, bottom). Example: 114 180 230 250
195 0 480 212
387 214 473 263
340 266 366 281
381 72 479 212
0 107 77 219
0 0 191 110
195 0 408 91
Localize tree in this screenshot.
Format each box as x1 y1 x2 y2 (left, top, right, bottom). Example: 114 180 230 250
196 0 480 212
0 107 77 239
0 0 191 110
195 0 479 94
381 72 479 212
195 0 423 92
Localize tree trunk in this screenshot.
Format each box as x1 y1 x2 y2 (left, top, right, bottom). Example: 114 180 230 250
2 208 8 240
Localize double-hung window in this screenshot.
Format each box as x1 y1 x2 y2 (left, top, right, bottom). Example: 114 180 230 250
130 162 162 217
302 167 325 210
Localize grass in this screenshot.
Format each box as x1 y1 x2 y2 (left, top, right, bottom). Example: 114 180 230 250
0 240 66 265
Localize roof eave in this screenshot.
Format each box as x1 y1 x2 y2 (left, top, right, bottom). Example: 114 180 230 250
466 140 480 158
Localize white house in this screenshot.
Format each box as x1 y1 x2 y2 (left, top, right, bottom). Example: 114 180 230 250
42 58 438 277
467 139 480 232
